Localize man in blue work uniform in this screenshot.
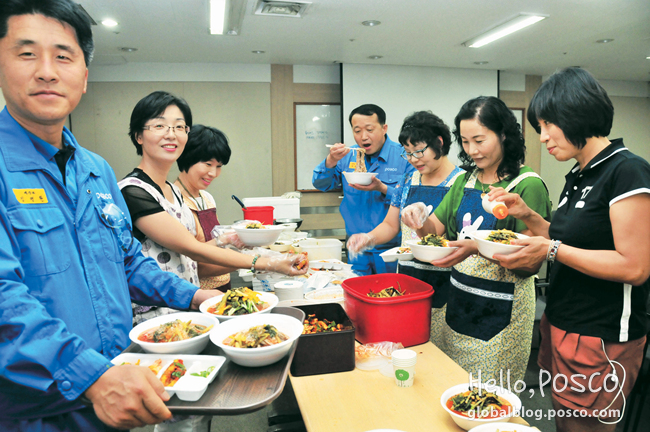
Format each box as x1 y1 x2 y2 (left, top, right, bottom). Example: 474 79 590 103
0 1 220 431
313 104 415 275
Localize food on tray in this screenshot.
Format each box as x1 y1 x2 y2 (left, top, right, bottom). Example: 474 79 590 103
446 387 513 418
355 147 367 172
137 319 213 343
223 324 289 348
148 359 163 374
486 229 519 244
245 222 265 229
295 252 309 270
302 314 353 334
207 287 269 316
160 359 186 387
367 284 405 298
396 247 411 254
191 366 216 378
120 359 141 366
418 234 449 247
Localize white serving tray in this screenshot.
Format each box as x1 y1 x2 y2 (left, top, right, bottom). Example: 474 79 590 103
111 353 226 401
379 246 413 262
309 259 352 271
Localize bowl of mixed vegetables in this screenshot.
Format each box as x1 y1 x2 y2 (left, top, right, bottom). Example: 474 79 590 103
129 312 218 354
200 287 279 322
209 313 304 367
406 234 457 262
470 229 529 259
232 222 285 247
440 383 521 430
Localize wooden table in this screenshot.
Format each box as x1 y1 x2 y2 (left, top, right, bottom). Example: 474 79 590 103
290 341 530 432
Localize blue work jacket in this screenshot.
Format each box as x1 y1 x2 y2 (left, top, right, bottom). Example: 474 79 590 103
312 135 415 250
0 108 198 420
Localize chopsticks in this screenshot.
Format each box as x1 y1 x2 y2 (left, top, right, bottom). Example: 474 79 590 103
325 144 361 151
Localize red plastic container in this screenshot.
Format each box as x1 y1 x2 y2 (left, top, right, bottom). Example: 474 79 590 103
242 206 274 224
342 273 433 347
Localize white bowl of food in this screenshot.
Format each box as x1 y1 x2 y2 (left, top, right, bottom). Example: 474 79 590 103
232 223 285 247
269 240 293 252
468 423 538 432
129 312 218 355
343 171 377 186
209 313 304 367
440 383 521 431
406 238 457 262
199 288 278 322
470 230 529 259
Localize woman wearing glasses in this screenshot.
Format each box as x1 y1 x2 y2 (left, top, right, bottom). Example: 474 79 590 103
347 111 464 345
119 91 307 325
400 96 552 385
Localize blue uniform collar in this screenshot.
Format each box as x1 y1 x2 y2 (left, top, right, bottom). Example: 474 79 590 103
0 107 100 178
366 133 393 163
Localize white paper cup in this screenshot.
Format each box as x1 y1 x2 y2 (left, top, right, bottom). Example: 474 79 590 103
392 349 417 387
274 281 304 302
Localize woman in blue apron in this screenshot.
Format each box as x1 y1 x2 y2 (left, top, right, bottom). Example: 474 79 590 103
402 97 552 384
347 111 463 332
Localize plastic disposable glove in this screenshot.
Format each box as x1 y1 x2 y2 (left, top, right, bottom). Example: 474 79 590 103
260 252 309 276
347 233 376 259
215 231 246 250
401 202 429 229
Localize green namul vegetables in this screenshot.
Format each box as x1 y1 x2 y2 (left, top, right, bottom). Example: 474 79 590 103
418 234 448 247
486 229 518 244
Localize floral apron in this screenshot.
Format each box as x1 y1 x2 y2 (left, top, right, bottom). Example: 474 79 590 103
118 177 200 325
435 170 540 384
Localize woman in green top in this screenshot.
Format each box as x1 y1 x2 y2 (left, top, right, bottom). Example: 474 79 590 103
402 96 552 385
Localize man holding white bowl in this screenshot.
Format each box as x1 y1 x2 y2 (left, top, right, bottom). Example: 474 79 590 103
312 104 415 275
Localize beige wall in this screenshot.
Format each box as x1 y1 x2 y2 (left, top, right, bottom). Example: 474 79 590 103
71 81 272 225
539 95 650 207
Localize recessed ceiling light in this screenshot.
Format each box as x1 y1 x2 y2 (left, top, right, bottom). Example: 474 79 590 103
474 61 489 65
362 20 381 27
101 19 118 27
119 47 138 53
252 50 266 54
596 39 614 43
368 55 383 60
647 56 650 60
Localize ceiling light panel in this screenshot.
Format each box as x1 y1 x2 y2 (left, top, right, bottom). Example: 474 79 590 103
254 1 311 17
463 13 548 48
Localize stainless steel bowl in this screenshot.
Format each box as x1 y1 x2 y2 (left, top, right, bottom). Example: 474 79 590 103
274 218 303 229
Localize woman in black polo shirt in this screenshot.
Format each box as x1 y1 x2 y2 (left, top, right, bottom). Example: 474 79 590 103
494 67 650 432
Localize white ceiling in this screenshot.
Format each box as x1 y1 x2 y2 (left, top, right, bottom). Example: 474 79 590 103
80 0 650 82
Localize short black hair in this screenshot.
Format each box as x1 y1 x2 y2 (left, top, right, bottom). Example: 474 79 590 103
128 91 193 156
349 104 386 125
453 96 525 181
0 0 94 66
177 124 231 172
398 111 451 159
527 67 613 149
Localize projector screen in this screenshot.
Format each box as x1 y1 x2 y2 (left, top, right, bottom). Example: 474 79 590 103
341 64 498 165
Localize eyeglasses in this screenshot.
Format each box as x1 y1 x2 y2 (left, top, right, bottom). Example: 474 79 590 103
97 202 134 252
400 148 428 160
143 123 190 136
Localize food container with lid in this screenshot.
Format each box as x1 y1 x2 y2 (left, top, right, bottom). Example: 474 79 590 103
291 303 355 376
342 274 433 347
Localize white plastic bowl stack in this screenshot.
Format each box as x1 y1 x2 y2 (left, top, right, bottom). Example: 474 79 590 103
470 230 529 259
342 172 377 185
439 383 522 431
199 291 279 322
209 314 304 367
129 312 218 355
405 239 458 261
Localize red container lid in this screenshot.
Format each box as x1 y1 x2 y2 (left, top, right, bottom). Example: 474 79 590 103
342 273 433 304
